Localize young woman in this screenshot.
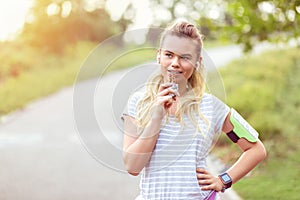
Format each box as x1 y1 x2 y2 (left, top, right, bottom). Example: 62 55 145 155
122 20 267 200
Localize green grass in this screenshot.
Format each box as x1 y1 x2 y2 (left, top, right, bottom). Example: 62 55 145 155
0 41 156 116
220 48 299 140
0 63 78 114
0 41 94 116
235 151 300 200
214 47 300 199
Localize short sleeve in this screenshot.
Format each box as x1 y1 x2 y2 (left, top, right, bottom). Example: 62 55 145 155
121 91 144 120
211 95 230 133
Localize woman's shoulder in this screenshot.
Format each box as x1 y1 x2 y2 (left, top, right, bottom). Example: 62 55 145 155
123 89 146 118
128 89 146 103
201 93 214 102
201 93 227 106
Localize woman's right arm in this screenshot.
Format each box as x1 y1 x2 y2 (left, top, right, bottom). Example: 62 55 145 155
123 83 178 176
123 112 163 176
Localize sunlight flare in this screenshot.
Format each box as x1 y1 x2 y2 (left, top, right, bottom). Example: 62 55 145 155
0 0 33 41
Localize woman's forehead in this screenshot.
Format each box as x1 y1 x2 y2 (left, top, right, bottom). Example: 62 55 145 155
161 34 198 57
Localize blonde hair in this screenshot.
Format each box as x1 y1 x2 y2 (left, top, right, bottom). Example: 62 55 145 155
136 21 208 132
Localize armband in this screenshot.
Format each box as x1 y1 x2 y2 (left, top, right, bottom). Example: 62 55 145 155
226 108 259 143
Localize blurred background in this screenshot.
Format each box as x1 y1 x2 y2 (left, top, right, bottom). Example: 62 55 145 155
0 0 299 199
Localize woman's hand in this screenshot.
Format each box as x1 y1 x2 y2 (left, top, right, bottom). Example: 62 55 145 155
152 83 180 119
196 168 224 192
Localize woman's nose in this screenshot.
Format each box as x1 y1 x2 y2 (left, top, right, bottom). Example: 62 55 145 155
171 57 180 67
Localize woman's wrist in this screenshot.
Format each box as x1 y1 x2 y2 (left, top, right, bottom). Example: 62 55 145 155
216 177 226 192
150 105 165 120
217 172 233 192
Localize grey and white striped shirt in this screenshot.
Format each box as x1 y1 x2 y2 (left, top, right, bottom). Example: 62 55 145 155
124 91 229 200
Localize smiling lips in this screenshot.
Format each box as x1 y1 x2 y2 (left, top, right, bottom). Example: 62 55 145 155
167 70 183 74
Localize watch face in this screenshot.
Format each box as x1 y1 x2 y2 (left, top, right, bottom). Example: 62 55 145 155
222 174 231 183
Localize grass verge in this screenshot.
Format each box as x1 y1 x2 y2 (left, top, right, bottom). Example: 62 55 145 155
0 41 156 117
213 47 300 199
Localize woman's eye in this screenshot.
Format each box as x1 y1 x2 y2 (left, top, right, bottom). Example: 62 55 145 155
165 53 172 58
182 57 190 61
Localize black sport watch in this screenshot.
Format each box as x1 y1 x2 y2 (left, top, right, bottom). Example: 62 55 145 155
218 172 232 191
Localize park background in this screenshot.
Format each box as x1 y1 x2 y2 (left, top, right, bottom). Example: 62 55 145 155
0 0 299 199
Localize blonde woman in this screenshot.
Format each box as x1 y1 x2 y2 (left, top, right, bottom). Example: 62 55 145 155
122 20 267 200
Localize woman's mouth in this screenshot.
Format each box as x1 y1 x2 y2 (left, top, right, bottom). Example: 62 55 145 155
167 70 183 74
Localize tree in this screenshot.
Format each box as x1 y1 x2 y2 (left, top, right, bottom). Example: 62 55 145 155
117 0 300 51
220 0 300 51
20 0 121 53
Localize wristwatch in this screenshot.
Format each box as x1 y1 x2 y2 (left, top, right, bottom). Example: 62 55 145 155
218 172 232 192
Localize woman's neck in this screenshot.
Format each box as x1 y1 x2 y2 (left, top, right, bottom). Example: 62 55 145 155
177 81 189 96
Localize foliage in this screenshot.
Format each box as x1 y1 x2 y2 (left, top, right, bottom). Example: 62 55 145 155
220 48 299 140
220 0 300 51
214 47 300 199
119 0 300 51
0 40 95 115
20 0 121 53
0 41 37 79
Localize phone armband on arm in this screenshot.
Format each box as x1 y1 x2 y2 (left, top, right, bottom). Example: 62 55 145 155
226 108 259 143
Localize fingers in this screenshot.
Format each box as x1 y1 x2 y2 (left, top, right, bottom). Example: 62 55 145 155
156 95 173 106
201 180 221 191
157 84 180 98
196 168 209 174
156 83 179 107
196 168 223 192
152 83 180 117
196 169 212 186
158 82 172 92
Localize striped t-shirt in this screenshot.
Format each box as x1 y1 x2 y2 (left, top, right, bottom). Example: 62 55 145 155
124 91 230 200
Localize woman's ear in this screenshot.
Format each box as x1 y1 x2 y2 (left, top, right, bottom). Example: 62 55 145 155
157 50 161 64
196 56 202 69
196 61 200 69
157 55 161 64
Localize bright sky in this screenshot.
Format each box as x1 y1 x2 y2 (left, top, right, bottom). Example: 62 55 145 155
0 0 33 41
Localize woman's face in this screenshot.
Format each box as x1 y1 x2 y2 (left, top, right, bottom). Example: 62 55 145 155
158 34 200 84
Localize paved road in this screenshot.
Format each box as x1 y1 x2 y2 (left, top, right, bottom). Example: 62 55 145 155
0 45 262 200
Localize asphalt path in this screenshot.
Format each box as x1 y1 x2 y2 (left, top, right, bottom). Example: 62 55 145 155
0 44 271 200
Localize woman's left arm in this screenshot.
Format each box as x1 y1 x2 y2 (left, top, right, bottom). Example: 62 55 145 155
197 112 267 192
221 112 267 184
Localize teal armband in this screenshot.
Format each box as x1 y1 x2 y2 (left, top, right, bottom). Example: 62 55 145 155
227 108 259 143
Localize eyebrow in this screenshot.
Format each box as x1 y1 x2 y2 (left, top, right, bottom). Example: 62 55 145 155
162 49 193 58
